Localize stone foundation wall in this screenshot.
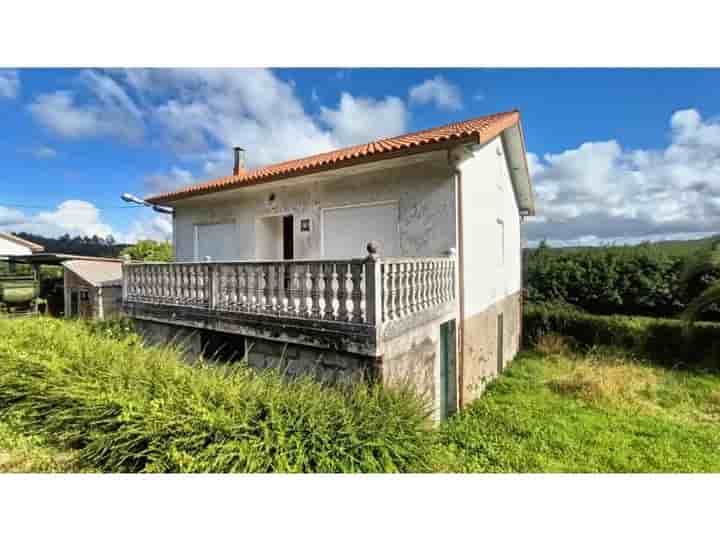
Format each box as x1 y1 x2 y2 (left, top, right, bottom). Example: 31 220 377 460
460 290 522 404
244 337 376 385
133 319 202 358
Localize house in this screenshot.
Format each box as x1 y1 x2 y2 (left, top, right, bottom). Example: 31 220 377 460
61 259 123 320
122 110 535 420
0 232 45 258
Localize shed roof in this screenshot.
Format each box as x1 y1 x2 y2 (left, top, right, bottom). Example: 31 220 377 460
146 110 524 205
61 260 123 288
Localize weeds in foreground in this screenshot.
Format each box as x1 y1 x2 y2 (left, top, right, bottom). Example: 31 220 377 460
0 317 437 473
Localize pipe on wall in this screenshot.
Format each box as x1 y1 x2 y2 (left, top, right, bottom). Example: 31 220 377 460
449 149 466 410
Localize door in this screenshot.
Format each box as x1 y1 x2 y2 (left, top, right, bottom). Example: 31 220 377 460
439 319 457 421
283 215 294 260
322 202 400 258
497 313 504 374
195 222 236 261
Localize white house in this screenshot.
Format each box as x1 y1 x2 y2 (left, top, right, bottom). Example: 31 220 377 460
0 232 44 258
122 110 535 420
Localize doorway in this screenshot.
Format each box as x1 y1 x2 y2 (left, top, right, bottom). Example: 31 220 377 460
282 215 294 260
439 319 457 421
497 313 504 374
256 214 294 260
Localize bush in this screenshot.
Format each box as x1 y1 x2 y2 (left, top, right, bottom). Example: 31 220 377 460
525 243 720 319
0 318 437 473
524 303 720 369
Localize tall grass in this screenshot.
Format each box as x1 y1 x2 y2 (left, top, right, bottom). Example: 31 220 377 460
0 317 437 473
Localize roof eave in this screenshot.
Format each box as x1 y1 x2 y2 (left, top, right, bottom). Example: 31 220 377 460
146 135 483 205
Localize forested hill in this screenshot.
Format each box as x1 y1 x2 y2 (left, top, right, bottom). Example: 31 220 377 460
12 232 131 258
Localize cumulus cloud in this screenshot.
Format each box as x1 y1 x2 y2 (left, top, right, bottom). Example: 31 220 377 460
144 167 195 195
0 70 19 99
0 206 26 227
28 70 144 141
123 214 173 244
0 200 170 245
525 108 720 246
409 75 463 111
0 200 115 239
319 92 408 147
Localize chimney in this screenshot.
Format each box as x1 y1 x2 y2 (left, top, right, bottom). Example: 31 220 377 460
233 147 245 175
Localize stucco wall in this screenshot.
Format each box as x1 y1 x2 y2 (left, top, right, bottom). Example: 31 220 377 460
458 137 522 318
172 159 456 262
460 291 522 404
63 270 121 320
380 311 456 422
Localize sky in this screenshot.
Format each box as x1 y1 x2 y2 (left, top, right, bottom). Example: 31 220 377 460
1 67 719 246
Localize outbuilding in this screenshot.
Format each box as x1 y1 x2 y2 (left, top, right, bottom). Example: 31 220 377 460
61 259 123 320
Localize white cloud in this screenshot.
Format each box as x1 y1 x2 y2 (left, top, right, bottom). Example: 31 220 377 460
525 108 720 246
28 70 144 141
409 75 463 111
144 167 195 195
319 92 408 147
0 70 19 99
0 200 116 239
32 146 58 159
123 214 173 244
0 206 26 227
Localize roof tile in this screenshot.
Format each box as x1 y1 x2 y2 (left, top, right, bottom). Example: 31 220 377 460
147 110 520 204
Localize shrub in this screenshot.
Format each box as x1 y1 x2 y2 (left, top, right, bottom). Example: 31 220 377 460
0 317 437 473
524 303 720 369
525 243 720 319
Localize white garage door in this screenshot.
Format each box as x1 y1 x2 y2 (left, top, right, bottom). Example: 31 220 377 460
322 202 400 258
195 222 236 261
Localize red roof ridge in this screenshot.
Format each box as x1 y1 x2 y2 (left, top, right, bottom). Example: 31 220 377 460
147 109 521 204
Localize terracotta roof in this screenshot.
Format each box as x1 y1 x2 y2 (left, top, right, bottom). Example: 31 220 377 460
0 232 45 252
147 110 521 204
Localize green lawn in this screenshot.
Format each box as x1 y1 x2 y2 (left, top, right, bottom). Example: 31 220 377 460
439 340 720 472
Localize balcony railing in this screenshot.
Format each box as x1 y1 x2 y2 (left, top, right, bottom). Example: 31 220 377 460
122 244 456 343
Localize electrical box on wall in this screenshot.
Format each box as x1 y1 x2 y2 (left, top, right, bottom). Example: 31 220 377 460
300 218 311 233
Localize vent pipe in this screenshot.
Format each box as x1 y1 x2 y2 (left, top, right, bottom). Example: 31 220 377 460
233 147 246 175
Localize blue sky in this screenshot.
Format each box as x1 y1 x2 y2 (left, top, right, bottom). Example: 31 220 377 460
1 68 720 245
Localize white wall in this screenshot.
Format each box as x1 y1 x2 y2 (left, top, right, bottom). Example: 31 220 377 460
458 137 522 318
172 159 456 262
0 236 32 256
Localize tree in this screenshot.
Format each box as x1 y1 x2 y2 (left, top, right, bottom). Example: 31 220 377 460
121 240 174 262
680 237 720 328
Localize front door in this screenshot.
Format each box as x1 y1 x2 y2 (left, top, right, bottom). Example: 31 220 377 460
283 215 294 260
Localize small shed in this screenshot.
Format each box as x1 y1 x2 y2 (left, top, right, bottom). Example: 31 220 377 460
61 259 123 320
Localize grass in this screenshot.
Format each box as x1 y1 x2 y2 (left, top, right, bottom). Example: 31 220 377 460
1 317 719 473
439 335 720 472
0 317 437 473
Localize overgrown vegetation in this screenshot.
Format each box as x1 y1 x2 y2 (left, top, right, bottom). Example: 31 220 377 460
1 316 718 473
524 302 720 369
0 317 436 473
525 239 720 319
439 337 720 472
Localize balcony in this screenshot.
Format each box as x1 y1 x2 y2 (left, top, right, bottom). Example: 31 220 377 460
122 245 456 356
